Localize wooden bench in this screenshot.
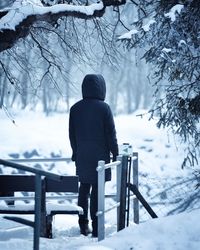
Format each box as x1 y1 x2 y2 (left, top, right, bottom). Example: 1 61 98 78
0 175 82 238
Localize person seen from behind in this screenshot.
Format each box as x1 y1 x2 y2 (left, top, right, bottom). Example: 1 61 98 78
69 74 118 237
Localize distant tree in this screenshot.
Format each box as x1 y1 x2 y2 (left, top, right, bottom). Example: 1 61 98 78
0 0 125 113
0 0 199 166
0 0 154 114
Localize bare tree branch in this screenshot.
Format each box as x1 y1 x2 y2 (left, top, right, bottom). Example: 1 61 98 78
0 0 126 52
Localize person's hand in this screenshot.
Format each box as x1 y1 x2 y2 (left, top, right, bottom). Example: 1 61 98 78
72 153 76 162
112 155 117 162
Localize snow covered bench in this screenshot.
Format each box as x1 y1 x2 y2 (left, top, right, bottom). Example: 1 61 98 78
0 175 83 238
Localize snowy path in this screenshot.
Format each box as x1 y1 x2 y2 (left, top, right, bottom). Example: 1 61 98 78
0 214 98 249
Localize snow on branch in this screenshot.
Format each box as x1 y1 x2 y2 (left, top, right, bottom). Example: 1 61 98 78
164 4 184 22
0 1 104 31
118 29 138 40
0 0 126 52
118 19 156 40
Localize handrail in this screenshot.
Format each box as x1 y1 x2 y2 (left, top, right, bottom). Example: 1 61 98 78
96 161 121 172
0 159 62 181
97 194 136 216
5 157 71 163
0 194 117 201
96 202 120 216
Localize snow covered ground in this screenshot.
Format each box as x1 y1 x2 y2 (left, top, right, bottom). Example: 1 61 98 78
0 109 199 249
1 208 200 250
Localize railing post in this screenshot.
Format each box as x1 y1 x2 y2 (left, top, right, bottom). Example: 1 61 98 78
116 155 122 232
126 156 132 227
34 174 42 250
118 155 128 231
40 177 47 237
133 152 139 224
97 160 105 241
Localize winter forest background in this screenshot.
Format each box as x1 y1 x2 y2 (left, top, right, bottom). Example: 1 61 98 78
0 0 200 249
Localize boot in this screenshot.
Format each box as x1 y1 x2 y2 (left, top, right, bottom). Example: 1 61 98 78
78 219 91 236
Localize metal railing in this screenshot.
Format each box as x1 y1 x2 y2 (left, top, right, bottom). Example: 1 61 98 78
96 153 139 241
0 159 62 250
97 157 122 241
5 157 71 163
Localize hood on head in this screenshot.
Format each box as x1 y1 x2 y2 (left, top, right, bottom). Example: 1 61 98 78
82 74 106 101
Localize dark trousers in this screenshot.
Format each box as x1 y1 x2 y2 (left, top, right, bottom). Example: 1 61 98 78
78 183 98 233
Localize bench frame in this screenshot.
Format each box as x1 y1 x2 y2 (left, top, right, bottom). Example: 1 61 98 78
0 175 82 238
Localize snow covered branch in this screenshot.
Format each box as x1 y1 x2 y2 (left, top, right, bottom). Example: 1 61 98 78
0 0 126 52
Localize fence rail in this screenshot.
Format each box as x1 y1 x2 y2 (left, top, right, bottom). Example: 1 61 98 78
5 157 71 163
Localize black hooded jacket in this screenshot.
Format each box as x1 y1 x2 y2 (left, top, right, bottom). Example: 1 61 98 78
69 74 118 184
